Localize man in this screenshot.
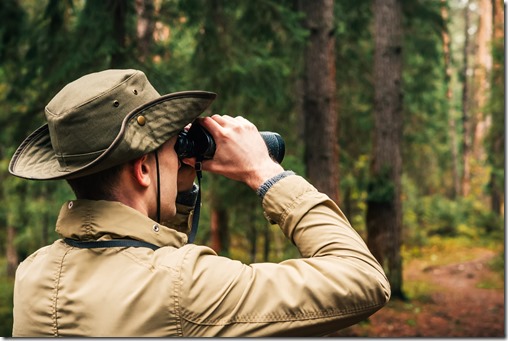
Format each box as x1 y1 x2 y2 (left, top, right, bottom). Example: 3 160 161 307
9 69 390 337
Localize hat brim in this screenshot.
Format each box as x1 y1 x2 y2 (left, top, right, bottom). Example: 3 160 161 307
9 91 216 180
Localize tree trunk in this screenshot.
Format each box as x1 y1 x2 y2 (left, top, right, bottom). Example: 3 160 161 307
210 208 222 253
489 0 504 215
109 0 127 67
300 0 340 204
210 206 229 256
469 0 493 199
6 225 18 278
135 0 155 62
441 0 460 199
461 1 472 197
367 0 405 300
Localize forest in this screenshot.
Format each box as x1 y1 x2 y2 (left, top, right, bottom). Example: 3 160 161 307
0 0 504 337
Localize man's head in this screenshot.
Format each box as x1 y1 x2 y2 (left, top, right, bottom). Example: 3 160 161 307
9 69 216 227
9 69 216 181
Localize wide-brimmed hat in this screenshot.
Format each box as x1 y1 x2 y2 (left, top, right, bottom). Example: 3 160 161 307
9 69 216 180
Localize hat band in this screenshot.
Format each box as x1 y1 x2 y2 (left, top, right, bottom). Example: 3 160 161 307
56 149 106 168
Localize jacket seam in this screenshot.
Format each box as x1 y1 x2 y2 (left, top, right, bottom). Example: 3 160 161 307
52 247 71 336
122 249 157 270
177 245 195 336
278 190 317 237
179 301 386 326
173 262 183 336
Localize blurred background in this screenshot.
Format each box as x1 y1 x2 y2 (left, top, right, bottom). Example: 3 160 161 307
0 0 504 336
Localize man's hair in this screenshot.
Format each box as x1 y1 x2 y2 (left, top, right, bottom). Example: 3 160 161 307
66 163 125 200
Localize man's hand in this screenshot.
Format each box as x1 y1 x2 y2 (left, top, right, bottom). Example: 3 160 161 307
184 115 284 191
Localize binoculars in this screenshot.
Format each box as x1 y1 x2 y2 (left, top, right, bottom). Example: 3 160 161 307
175 123 285 164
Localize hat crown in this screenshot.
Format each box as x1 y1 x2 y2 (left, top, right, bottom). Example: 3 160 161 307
45 69 160 168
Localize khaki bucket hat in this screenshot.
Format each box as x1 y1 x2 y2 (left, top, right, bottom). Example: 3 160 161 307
9 69 216 180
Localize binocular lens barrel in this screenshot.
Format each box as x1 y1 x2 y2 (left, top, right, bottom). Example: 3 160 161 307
259 132 285 164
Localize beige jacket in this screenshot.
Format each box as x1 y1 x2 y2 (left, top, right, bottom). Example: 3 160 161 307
12 175 390 337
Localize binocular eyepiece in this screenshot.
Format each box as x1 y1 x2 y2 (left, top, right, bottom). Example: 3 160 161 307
175 123 285 164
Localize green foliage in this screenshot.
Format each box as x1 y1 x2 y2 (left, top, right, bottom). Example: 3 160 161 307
0 258 14 336
403 174 504 245
487 249 505 275
0 0 26 63
419 195 463 237
1 174 72 257
477 248 504 289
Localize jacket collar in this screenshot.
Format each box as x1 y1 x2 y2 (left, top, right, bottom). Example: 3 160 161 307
55 199 188 248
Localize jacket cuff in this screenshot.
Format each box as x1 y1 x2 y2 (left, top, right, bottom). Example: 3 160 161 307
256 171 296 199
261 175 317 225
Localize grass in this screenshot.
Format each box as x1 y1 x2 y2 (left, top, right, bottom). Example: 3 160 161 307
476 276 504 290
402 235 503 267
476 251 504 290
403 280 440 303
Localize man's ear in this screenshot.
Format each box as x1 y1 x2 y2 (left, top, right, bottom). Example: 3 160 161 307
131 154 152 188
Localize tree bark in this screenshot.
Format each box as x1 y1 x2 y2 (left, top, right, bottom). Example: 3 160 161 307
6 225 18 277
468 0 493 199
441 0 460 199
109 0 127 67
135 0 155 62
210 208 222 253
461 1 472 197
472 0 493 152
489 0 504 215
210 206 229 256
367 0 405 300
300 0 340 204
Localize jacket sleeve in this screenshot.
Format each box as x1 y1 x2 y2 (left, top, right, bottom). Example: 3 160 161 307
178 175 391 337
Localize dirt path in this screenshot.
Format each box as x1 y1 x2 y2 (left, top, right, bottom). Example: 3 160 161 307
331 249 505 337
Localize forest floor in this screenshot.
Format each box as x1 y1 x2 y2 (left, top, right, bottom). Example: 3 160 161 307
330 244 505 337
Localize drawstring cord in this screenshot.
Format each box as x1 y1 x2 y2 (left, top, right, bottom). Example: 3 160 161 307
187 157 203 244
154 150 161 224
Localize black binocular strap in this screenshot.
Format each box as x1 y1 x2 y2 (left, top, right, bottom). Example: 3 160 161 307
64 238 159 251
187 159 203 244
154 150 162 224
